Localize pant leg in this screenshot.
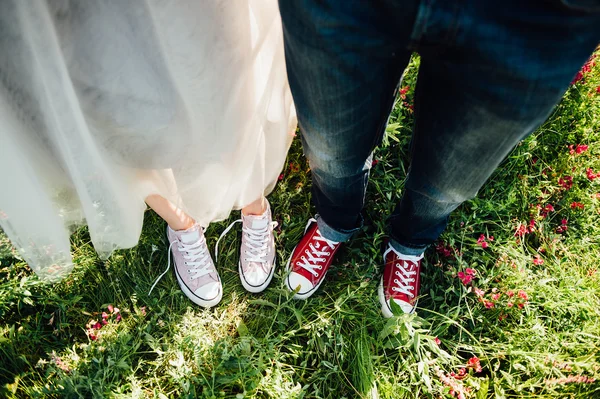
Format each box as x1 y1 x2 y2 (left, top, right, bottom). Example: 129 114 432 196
389 0 600 254
278 0 417 241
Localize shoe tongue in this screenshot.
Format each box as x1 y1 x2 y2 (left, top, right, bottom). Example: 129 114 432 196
180 229 200 244
251 217 268 229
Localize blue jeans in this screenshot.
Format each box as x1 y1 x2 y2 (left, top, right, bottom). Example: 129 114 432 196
279 0 600 255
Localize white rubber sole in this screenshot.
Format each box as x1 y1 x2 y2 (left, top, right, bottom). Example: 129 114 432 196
174 269 223 308
378 277 417 318
284 248 329 300
239 257 276 294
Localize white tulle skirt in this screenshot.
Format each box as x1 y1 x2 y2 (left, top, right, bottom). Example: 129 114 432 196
0 1 296 281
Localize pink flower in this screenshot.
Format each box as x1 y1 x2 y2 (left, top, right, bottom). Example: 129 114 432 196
515 224 528 237
518 290 528 301
107 304 114 313
474 288 485 297
506 290 514 298
101 312 109 320
278 174 284 181
533 255 544 265
435 337 441 345
466 357 483 373
116 313 122 323
507 301 514 308
457 271 474 286
140 306 147 316
465 268 477 276
491 293 501 301
93 322 102 330
483 300 495 309
477 234 490 248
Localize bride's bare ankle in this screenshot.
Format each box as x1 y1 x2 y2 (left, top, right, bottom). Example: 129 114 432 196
242 197 267 216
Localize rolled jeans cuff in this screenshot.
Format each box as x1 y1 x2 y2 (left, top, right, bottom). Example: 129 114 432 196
316 214 361 243
389 237 427 257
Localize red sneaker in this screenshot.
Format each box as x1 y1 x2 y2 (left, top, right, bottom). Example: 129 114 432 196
378 243 424 317
285 219 341 299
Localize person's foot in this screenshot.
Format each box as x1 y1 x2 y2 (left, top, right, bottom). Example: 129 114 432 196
378 243 423 317
285 219 341 299
239 200 277 293
167 224 222 307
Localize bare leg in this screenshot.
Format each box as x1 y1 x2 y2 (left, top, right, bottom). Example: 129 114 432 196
241 196 267 216
145 194 195 231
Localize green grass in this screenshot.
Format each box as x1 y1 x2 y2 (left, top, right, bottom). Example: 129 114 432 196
1 52 600 398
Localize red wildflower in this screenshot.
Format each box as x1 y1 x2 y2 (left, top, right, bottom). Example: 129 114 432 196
533 255 544 265
466 357 483 373
570 202 585 210
435 337 441 345
507 301 514 308
571 71 584 85
556 218 568 233
498 313 508 321
558 176 573 190
576 144 589 154
93 322 102 330
371 159 379 166
289 162 300 173
107 304 114 313
506 290 514 297
491 293 501 301
587 168 598 181
465 268 477 276
483 300 495 309
474 288 485 297
278 174 284 181
399 86 410 99
435 242 457 258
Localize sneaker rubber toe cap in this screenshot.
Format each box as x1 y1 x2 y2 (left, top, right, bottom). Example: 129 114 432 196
286 272 313 295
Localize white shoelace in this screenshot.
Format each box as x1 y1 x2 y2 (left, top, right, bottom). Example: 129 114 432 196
148 233 213 296
384 246 423 298
214 219 277 263
296 220 338 277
